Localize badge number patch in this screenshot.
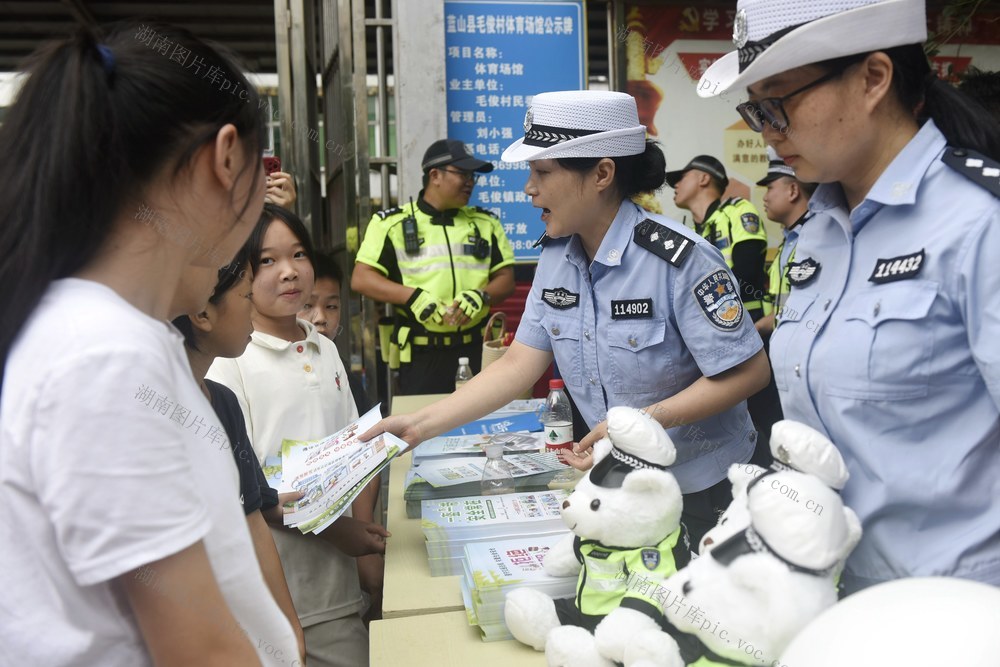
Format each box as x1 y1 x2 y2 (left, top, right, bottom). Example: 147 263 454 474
787 257 821 287
542 287 579 309
611 299 653 320
694 270 744 331
869 249 925 284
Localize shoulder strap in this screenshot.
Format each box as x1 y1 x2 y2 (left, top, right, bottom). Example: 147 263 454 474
941 147 1000 197
375 205 403 220
633 219 695 267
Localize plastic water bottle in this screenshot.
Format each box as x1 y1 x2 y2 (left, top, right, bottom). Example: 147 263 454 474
481 442 515 495
455 356 473 390
543 379 578 485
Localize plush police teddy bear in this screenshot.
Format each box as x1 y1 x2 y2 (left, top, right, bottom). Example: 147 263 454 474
698 420 850 555
617 467 862 667
503 406 689 667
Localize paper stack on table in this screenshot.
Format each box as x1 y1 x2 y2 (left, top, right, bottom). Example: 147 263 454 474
460 533 576 642
421 490 569 576
278 404 404 534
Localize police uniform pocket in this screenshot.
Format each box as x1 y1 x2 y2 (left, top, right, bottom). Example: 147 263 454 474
607 318 673 393
827 281 938 401
543 313 582 387
771 290 817 392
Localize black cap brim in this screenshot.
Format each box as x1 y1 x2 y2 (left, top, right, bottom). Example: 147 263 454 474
756 174 781 186
449 156 494 173
588 451 632 488
665 169 687 189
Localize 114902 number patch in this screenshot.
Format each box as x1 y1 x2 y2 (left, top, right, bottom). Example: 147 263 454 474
611 299 653 319
869 249 924 284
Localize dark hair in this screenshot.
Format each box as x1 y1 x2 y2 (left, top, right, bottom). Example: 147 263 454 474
0 20 266 387
555 140 667 199
171 241 255 350
958 67 1000 122
822 45 1000 160
247 203 316 276
312 252 343 285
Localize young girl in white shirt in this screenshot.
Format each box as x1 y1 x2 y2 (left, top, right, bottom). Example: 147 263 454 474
208 204 387 667
0 21 298 667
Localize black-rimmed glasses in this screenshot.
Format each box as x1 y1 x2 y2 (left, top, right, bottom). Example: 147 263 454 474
737 67 847 134
440 167 476 182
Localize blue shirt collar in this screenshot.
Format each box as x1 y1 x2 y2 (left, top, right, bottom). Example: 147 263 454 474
564 200 640 269
808 120 946 234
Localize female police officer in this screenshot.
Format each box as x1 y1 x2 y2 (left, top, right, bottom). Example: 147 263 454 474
698 0 1000 594
363 91 770 542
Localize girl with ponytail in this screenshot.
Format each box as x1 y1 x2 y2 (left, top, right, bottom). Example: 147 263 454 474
0 21 300 665
699 0 1000 595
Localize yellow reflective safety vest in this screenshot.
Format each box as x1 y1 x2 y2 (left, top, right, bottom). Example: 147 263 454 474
571 527 690 627
356 197 515 335
696 197 767 313
762 214 808 319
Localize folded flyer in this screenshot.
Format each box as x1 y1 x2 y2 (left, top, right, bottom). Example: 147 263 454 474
278 404 403 534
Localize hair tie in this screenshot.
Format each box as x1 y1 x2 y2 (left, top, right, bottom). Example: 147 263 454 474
96 44 116 78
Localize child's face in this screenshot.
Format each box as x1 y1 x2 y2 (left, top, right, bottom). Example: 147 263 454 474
207 268 255 358
251 220 314 318
300 276 341 340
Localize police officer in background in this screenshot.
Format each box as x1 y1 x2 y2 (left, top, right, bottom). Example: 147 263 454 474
352 139 515 395
667 155 768 321
756 147 815 337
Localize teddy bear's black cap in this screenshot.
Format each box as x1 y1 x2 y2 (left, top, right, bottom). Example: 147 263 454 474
590 446 668 488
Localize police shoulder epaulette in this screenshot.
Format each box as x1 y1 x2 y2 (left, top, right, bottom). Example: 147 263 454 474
375 205 403 220
633 219 694 267
941 147 1000 197
472 205 500 219
721 196 743 207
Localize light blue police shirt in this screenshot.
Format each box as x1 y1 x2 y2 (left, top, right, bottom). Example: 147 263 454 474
770 120 1000 594
516 200 763 494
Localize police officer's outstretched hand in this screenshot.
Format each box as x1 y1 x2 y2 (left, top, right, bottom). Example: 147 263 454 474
406 288 447 325
563 420 609 471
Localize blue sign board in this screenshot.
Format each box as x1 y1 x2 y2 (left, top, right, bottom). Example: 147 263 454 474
444 1 586 261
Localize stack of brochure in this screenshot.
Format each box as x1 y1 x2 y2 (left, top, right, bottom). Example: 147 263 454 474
460 533 577 641
277 405 404 534
421 490 569 576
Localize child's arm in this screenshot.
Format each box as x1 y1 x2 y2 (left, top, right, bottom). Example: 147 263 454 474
246 510 305 664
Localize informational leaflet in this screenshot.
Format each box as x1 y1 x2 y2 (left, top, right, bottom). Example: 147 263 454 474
412 431 543 464
421 489 567 541
438 411 543 437
278 404 403 534
414 450 565 488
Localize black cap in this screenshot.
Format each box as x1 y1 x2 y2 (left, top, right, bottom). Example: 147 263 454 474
755 158 797 186
665 155 729 190
588 446 668 489
421 139 494 173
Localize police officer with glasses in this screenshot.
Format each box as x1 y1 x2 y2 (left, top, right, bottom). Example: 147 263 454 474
699 0 1000 595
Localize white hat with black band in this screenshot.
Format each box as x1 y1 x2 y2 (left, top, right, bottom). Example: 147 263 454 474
501 90 646 163
698 0 927 98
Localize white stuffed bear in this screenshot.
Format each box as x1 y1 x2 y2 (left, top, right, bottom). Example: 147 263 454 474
620 468 862 667
504 406 688 667
699 420 850 555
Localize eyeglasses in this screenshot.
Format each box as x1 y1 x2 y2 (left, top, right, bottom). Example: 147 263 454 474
736 67 847 134
440 167 476 182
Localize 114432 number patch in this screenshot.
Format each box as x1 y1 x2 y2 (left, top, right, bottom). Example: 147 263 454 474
869 249 924 284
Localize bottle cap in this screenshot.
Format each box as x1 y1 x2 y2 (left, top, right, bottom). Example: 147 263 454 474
459 357 470 365
549 378 565 390
484 442 503 458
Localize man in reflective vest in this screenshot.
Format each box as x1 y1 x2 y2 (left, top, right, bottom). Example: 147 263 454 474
352 139 515 395
756 149 815 336
667 155 768 321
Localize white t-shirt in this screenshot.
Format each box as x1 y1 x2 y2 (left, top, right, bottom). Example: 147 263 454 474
0 279 299 666
208 321 364 626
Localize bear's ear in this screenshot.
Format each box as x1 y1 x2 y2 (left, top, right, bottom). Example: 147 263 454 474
839 506 863 559
592 437 613 464
620 469 673 496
